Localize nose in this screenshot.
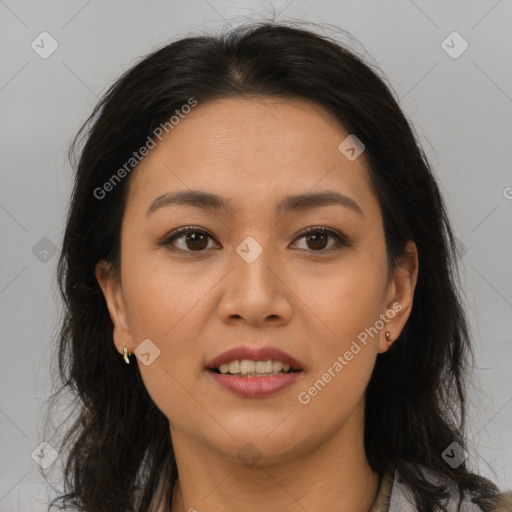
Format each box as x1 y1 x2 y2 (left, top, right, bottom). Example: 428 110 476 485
216 241 293 327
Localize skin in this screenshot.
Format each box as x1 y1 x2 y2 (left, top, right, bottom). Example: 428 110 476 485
96 96 418 512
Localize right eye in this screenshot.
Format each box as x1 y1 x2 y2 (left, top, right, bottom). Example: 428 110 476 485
160 226 220 252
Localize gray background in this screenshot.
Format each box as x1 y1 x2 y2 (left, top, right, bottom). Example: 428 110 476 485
1 1 511 509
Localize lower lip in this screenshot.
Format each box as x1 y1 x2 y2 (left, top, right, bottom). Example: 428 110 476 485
207 370 303 397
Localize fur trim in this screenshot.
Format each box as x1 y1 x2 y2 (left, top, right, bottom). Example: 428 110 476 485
479 491 512 512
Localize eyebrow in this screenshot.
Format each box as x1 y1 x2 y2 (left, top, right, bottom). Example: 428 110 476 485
146 190 364 218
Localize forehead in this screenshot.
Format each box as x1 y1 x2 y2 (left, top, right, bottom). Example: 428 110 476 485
125 96 378 218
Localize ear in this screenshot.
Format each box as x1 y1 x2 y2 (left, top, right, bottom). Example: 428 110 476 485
95 259 134 355
378 240 419 354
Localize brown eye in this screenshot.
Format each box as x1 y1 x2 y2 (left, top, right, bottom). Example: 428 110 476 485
161 227 217 252
161 225 347 254
305 232 329 250
294 226 347 253
182 231 209 250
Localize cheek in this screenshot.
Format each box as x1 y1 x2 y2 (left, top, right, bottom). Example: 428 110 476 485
121 248 206 342
120 258 205 423
295 346 375 439
291 257 386 417
296 255 388 350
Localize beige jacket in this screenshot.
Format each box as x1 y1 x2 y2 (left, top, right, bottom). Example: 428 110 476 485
148 463 512 511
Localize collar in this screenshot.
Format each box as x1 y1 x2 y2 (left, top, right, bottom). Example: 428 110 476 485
369 466 395 512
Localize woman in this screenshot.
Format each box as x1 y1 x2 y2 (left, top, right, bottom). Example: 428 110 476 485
46 21 512 511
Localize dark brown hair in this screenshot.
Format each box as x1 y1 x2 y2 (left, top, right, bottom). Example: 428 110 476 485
45 20 500 511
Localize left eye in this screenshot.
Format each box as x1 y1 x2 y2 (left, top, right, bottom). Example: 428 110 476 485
160 226 347 253
293 226 347 252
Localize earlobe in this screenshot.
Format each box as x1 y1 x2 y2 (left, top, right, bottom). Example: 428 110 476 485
380 330 394 353
95 260 133 355
378 329 395 354
378 241 419 354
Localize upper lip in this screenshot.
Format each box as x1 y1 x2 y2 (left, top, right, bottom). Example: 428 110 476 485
207 346 304 370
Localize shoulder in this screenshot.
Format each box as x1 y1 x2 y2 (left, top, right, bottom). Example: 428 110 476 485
372 465 512 512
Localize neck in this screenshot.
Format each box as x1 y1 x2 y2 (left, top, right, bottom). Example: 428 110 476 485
169 402 379 512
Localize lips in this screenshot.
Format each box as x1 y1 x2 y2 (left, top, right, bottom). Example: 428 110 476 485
206 345 304 371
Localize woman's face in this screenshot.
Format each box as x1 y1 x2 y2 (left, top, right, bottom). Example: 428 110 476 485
97 96 417 464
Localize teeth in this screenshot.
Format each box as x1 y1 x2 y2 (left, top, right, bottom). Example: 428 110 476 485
256 360 273 373
215 359 295 376
229 360 240 374
219 363 230 374
240 360 256 375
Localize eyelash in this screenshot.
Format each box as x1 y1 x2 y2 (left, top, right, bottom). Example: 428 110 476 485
159 225 349 254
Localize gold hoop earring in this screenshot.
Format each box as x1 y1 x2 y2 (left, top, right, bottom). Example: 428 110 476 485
385 331 392 342
123 341 131 364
